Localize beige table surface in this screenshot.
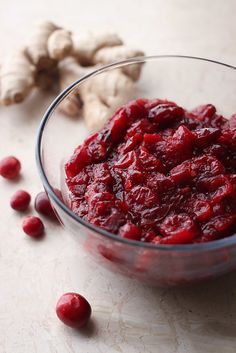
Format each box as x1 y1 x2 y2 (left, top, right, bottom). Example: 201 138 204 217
1 0 236 352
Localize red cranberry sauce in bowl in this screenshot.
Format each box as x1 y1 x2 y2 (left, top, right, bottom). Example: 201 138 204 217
65 98 236 245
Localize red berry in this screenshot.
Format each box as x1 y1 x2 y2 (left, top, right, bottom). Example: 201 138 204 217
35 191 56 219
119 222 141 241
0 156 21 179
56 292 91 329
22 216 44 238
10 190 31 211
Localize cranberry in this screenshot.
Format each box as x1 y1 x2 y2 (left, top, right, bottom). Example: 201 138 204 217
159 214 198 244
148 102 184 126
194 128 221 148
192 104 216 120
229 114 236 129
56 292 91 329
142 231 157 242
22 216 44 238
0 156 21 179
35 192 57 219
119 222 141 240
10 190 31 211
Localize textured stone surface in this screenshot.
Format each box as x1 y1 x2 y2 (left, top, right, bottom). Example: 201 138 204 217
1 0 236 352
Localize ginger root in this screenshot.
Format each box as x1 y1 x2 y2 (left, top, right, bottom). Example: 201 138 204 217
25 21 59 70
48 29 73 60
93 45 144 81
0 49 35 105
83 70 135 131
35 67 58 90
0 21 144 129
58 58 88 117
73 32 123 66
58 57 135 131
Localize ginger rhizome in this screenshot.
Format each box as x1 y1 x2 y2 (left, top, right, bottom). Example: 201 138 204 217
0 21 144 130
58 58 136 131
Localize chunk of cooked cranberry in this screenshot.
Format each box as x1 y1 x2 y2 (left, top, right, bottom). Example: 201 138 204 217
197 175 233 203
140 204 170 227
191 155 225 178
162 126 195 169
146 173 174 193
218 129 236 150
159 214 199 243
126 185 158 212
202 214 235 238
89 207 126 233
65 145 93 178
170 161 193 185
229 114 236 129
144 98 169 109
192 104 216 120
126 119 155 137
142 231 157 242
191 104 227 128
106 100 147 145
119 222 142 240
121 133 143 153
194 200 213 221
114 150 145 188
182 198 212 222
148 102 184 127
193 128 221 148
113 151 134 170
93 163 113 184
142 133 163 146
204 143 227 159
139 147 165 173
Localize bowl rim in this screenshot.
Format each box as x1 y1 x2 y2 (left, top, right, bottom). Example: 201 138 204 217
36 54 236 252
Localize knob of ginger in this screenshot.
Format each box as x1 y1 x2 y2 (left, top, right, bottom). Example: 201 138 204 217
0 49 35 105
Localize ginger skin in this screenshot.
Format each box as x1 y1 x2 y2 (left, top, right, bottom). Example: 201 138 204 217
58 57 135 131
0 49 35 105
25 21 59 70
48 29 73 60
58 58 88 116
0 23 144 125
93 45 144 81
73 32 123 66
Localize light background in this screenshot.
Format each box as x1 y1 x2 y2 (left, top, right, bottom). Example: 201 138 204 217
0 1 236 352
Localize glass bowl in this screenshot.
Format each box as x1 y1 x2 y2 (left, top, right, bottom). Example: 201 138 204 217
36 55 236 287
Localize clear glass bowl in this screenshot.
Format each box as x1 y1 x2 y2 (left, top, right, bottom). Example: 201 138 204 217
36 55 236 287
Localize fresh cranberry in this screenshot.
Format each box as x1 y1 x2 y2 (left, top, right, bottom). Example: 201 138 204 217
22 216 44 238
10 190 31 211
35 192 57 219
0 156 21 179
56 292 91 329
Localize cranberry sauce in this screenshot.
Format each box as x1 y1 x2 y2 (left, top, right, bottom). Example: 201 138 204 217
65 99 236 244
